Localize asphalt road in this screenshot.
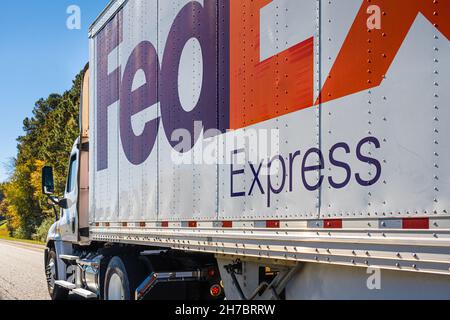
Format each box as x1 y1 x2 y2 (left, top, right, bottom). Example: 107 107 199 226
0 239 50 300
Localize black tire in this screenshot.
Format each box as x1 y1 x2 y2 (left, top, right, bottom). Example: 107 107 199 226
45 249 69 300
103 256 147 301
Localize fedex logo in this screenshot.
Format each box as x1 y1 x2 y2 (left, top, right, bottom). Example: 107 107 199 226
96 0 449 171
96 0 227 170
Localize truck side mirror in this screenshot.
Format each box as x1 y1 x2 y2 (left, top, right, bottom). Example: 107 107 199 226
42 166 55 195
58 198 69 210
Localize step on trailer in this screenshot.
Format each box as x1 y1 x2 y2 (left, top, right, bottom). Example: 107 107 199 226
42 0 450 300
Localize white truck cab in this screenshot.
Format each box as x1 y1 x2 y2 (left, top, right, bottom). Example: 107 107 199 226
58 139 79 243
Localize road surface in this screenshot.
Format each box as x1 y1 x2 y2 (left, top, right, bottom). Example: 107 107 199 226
0 239 50 300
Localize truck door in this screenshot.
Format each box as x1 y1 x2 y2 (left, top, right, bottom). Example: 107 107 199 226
78 65 90 243
59 150 79 242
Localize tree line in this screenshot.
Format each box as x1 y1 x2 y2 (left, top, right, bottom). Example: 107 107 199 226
0 70 82 241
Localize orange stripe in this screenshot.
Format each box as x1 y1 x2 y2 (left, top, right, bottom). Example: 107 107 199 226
318 0 450 105
403 218 429 230
266 220 280 229
222 221 233 228
229 0 314 129
324 219 343 229
188 221 198 228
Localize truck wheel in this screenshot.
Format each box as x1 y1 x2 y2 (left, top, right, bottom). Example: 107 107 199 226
45 249 69 300
104 256 146 300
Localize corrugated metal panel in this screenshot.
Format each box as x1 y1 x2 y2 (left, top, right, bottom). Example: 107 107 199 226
117 0 158 223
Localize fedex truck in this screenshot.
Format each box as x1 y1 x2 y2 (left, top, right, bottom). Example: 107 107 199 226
41 0 450 300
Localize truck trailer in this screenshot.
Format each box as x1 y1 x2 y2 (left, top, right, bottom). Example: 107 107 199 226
42 0 450 300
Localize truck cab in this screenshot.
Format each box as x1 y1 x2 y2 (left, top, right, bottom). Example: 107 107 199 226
46 139 80 244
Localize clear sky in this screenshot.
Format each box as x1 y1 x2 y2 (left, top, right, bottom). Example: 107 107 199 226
0 0 109 182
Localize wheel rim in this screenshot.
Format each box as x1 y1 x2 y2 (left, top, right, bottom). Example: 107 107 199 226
46 258 56 290
108 273 125 300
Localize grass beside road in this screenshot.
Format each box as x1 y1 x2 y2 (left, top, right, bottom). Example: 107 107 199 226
0 220 8 237
0 221 45 246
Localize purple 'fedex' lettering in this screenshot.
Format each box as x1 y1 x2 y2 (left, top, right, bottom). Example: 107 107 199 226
96 1 229 172
96 13 122 171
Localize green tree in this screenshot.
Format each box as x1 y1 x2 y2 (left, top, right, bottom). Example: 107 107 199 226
0 71 83 239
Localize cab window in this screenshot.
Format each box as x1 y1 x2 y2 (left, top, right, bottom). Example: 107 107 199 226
66 155 78 194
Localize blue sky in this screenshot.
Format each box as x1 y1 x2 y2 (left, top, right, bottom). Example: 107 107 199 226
0 1 108 182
